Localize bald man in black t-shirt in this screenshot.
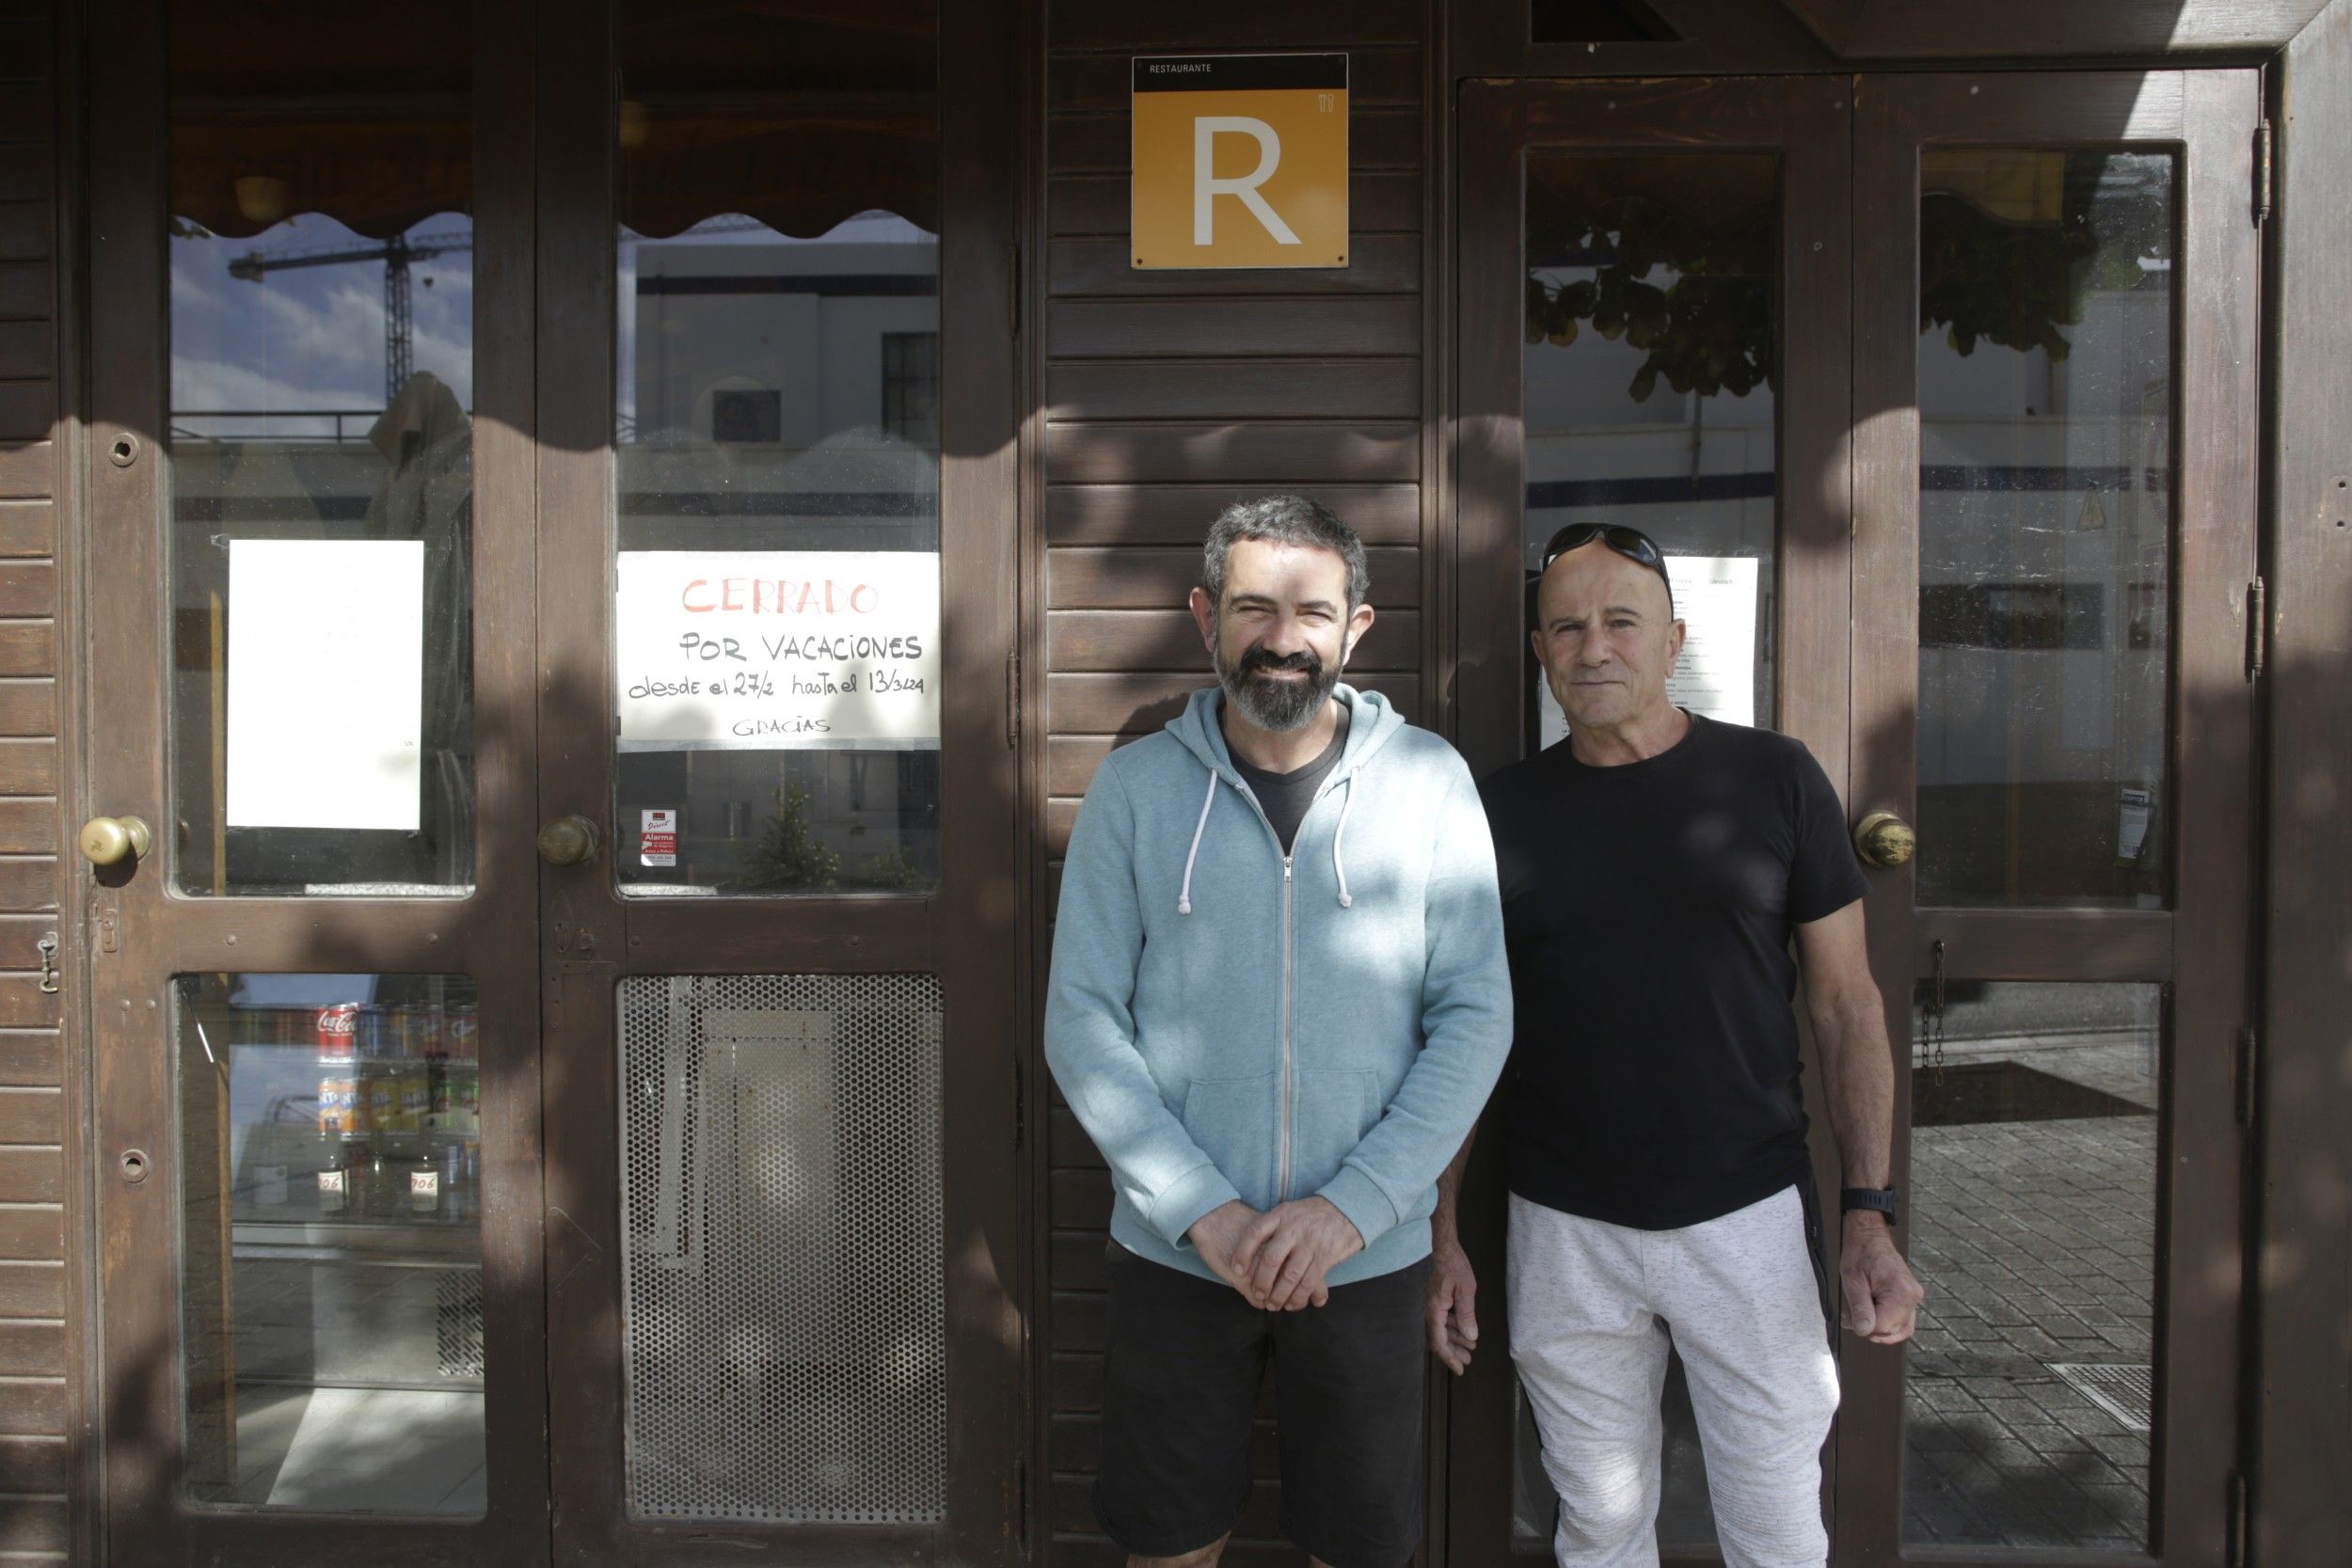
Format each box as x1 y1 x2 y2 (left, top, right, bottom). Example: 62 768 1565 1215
1427 525 1923 1568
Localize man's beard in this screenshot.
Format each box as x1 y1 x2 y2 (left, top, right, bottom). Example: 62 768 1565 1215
1216 633 1344 732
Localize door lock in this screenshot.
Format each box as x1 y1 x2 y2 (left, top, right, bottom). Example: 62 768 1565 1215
1852 810 1916 868
536 815 600 866
77 816 153 866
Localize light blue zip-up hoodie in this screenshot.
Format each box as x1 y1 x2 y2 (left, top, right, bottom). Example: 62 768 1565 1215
1045 683 1513 1289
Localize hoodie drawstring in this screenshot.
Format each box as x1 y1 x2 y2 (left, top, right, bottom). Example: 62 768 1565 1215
1330 767 1359 909
1177 768 1217 915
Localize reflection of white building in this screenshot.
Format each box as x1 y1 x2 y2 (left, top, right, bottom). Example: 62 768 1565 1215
618 225 945 894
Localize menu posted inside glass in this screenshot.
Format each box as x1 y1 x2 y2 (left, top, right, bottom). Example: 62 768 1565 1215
616 551 941 752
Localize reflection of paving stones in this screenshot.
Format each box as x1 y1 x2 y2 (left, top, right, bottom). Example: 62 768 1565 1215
1905 1041 2154 1551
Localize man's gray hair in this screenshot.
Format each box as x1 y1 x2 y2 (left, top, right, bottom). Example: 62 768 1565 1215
1200 494 1371 610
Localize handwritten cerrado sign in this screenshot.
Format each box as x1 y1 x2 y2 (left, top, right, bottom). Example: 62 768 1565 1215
614 550 941 750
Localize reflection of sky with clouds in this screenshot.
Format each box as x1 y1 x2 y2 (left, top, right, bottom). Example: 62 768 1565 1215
170 212 476 431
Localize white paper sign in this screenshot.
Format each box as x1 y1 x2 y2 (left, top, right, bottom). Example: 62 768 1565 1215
227 539 424 830
1538 554 1760 748
615 550 940 750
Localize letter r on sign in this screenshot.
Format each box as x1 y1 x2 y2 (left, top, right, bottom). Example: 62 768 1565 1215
1193 116 1300 246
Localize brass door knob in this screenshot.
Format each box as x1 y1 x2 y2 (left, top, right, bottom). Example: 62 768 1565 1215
535 815 599 866
1853 810 1916 868
78 815 153 866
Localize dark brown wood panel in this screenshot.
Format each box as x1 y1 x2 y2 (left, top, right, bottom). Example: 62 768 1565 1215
0 502 52 557
1051 545 1421 609
1047 0 1419 52
1047 421 1421 485
1048 45 1421 111
1049 296 1418 358
0 442 50 498
0 1266 57 1320
0 623 49 677
2259 7 2352 1563
0 1148 59 1204
1047 483 1421 546
1048 359 1420 422
0 1434 66 1494
1049 233 1420 295
0 264 46 320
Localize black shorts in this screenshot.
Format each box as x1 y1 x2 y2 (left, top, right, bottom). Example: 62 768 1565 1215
1094 1243 1431 1568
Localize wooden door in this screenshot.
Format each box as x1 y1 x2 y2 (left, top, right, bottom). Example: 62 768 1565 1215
1450 74 1854 1567
534 2 1027 1564
85 1 550 1560
1836 70 2261 1568
1450 64 2259 1568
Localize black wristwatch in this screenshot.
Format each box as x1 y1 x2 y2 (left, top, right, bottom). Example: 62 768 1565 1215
1840 1186 1899 1225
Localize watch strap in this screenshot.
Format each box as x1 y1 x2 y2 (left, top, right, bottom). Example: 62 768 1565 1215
1840 1185 1899 1223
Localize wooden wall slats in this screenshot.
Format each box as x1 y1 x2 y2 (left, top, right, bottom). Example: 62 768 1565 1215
1046 483 1421 546
0 503 53 558
1048 47 1422 110
1047 422 1421 485
1049 297 1418 358
0 10 63 1556
1047 0 1421 52
1051 545 1421 609
1048 359 1421 422
1048 233 1420 295
1038 11 1426 1563
1050 170 1422 237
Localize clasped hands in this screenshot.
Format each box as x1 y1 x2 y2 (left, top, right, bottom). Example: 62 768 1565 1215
1189 1196 1364 1310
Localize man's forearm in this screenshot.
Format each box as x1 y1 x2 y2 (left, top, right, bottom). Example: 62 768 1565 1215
1433 1123 1478 1249
1816 992 1894 1191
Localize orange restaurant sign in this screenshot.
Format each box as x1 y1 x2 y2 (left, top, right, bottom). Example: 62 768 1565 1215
1131 54 1349 269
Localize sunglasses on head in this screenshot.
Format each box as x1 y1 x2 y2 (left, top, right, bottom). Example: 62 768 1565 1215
1537 522 1675 614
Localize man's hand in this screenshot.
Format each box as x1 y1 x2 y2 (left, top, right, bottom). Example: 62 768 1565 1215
1232 1196 1364 1311
1426 1236 1480 1374
1188 1200 1269 1305
1839 1214 1924 1344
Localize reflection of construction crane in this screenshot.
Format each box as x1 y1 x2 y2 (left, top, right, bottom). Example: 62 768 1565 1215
228 230 473 405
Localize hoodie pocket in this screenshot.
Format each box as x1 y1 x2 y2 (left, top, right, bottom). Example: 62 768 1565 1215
1286 1068 1380 1199
1181 1072 1279 1211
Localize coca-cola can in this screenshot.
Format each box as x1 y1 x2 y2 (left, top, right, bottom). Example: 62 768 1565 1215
315 1003 359 1061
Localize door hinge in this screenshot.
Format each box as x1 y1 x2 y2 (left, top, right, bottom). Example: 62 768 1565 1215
1006 650 1023 748
2235 1024 2259 1129
2254 118 2273 226
2246 578 2267 682
2227 1468 2250 1567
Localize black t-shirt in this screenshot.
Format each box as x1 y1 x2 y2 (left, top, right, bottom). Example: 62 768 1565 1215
1232 711 1348 854
1478 714 1869 1229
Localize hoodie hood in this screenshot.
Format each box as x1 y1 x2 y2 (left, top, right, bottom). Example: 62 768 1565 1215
1164 683 1406 915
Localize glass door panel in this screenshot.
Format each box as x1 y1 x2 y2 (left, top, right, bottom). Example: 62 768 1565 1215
87 1 544 1561
166 2 477 897
1453 77 1852 1568
1846 71 2260 1568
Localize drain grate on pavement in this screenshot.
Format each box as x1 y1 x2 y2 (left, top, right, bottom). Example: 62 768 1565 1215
2049 1362 2153 1433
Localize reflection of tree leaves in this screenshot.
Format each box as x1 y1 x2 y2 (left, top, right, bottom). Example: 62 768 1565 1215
1523 178 1775 402
1918 158 2169 360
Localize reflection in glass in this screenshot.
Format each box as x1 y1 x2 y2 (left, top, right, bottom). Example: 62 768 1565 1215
178 974 485 1514
1522 154 1779 752
1902 981 2161 1549
613 2 942 896
1511 151 1783 1551
1915 150 2174 908
166 3 475 895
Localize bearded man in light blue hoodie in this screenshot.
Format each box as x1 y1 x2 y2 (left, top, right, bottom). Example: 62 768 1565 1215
1046 495 1513 1568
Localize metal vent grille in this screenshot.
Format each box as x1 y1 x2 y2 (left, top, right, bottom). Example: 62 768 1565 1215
2049 1362 2154 1433
618 974 946 1524
436 1269 485 1380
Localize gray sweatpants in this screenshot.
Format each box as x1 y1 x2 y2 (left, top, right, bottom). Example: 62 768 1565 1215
1507 1186 1840 1568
